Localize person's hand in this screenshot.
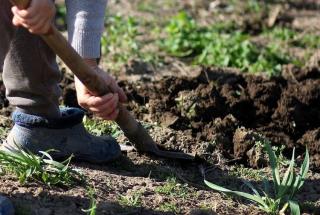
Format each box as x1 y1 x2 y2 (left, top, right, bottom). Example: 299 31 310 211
75 62 127 120
11 0 55 34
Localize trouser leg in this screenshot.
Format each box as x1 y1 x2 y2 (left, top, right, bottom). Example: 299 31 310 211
0 0 14 71
1 0 61 118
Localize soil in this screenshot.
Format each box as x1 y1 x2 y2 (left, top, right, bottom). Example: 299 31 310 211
117 66 320 169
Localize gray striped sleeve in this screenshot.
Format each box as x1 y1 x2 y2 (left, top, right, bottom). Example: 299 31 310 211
66 0 107 58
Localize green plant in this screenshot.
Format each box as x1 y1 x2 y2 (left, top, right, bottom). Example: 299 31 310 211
82 187 97 215
265 27 320 49
246 0 263 13
101 15 140 70
159 202 179 213
118 191 142 207
0 146 83 186
265 27 297 41
83 116 121 137
55 4 67 30
155 177 189 198
229 165 264 181
205 141 309 215
160 12 292 76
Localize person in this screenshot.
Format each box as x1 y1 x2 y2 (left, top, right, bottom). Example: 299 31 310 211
0 0 126 213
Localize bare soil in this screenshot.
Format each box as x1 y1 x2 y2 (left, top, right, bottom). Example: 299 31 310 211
119 66 320 169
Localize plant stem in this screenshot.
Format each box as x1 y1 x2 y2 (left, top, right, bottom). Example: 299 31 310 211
279 202 289 215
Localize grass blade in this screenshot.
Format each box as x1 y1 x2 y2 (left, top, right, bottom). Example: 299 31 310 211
265 142 280 192
288 200 300 215
204 180 268 209
278 148 295 198
242 179 261 198
298 149 309 189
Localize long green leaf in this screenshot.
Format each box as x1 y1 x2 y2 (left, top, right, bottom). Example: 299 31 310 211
281 148 295 186
262 178 271 196
242 180 261 198
265 142 280 191
288 200 300 215
278 149 296 198
204 180 268 209
298 149 309 189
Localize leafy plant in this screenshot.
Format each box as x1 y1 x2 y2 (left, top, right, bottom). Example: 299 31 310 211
83 116 121 137
160 12 292 76
265 27 320 49
155 177 189 198
118 191 142 207
159 202 179 213
204 141 309 215
101 15 140 70
0 146 83 186
82 187 97 215
101 15 159 71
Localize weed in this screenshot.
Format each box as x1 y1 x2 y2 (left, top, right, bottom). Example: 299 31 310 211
137 0 155 13
160 12 292 76
55 4 67 30
159 202 179 213
83 116 121 138
265 27 296 41
205 141 309 215
118 191 143 207
0 146 83 187
265 27 320 49
229 165 264 181
82 187 97 215
155 177 189 199
0 126 9 140
296 34 320 49
101 15 140 70
246 0 263 13
101 15 159 71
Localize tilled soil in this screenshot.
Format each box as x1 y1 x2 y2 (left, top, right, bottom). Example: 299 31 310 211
118 66 320 169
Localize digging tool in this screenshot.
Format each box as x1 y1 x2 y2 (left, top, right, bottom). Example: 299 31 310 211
10 0 194 161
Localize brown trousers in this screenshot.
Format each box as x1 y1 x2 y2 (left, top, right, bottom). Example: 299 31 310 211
0 0 61 118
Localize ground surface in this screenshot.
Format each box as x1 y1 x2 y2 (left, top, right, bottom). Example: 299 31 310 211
1 0 320 215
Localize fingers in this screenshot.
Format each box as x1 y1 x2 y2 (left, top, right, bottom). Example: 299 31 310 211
11 0 55 34
108 79 127 103
96 108 119 121
85 93 120 120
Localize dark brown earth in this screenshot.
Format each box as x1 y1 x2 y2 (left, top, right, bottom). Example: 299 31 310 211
116 66 320 169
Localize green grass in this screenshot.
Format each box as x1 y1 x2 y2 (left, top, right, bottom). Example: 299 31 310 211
101 15 160 71
229 165 264 181
0 145 83 187
155 177 189 199
118 191 143 207
159 202 180 213
265 27 320 49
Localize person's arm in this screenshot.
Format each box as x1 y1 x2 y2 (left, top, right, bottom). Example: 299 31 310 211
65 0 127 120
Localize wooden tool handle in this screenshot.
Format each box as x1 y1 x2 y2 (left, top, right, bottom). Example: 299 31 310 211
9 0 194 160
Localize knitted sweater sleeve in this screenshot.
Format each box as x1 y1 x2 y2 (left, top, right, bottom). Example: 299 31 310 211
65 0 107 58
